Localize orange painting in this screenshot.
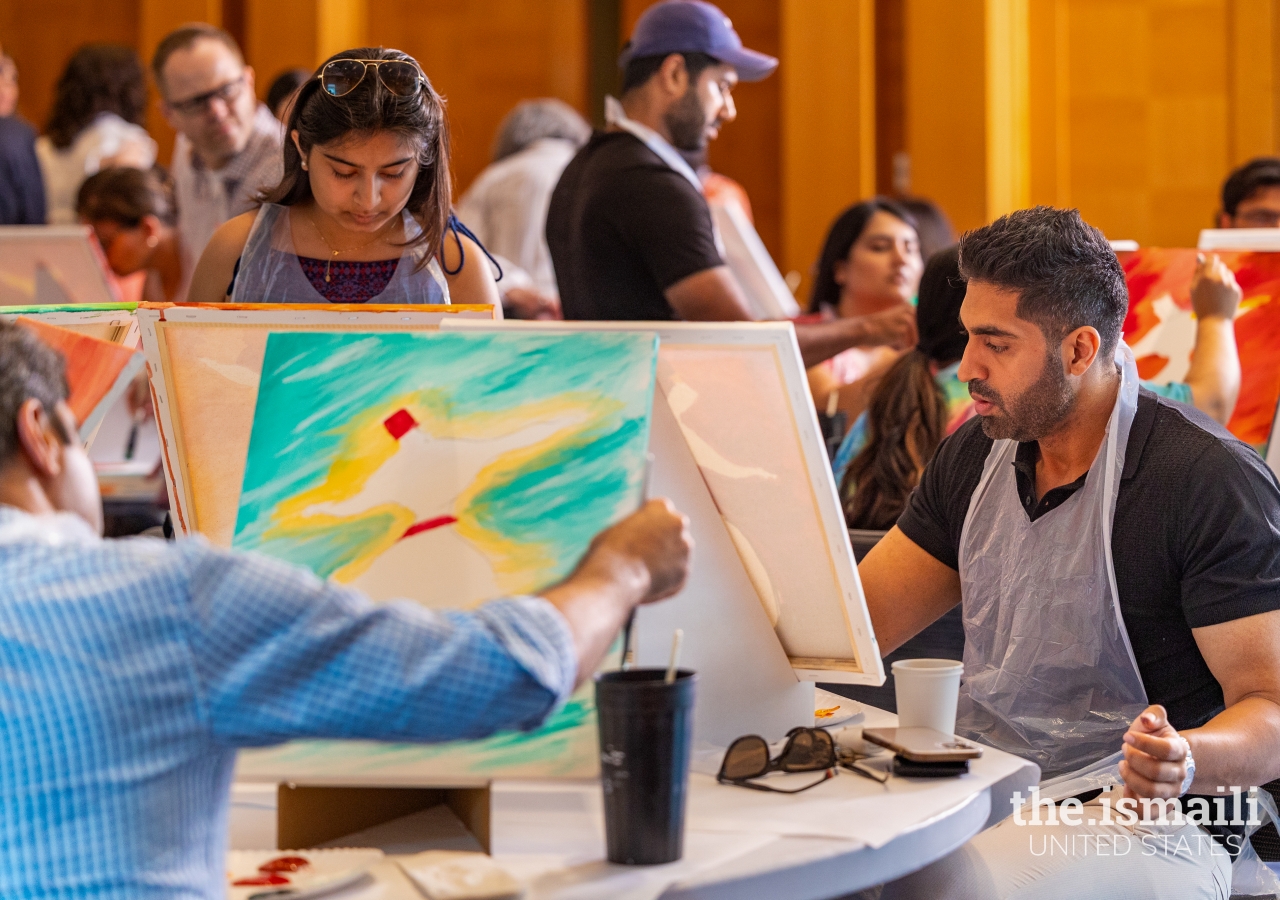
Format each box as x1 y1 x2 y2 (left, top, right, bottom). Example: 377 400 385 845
1119 249 1280 446
17 317 142 440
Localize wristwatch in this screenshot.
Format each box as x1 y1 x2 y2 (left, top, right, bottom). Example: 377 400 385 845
1178 736 1196 796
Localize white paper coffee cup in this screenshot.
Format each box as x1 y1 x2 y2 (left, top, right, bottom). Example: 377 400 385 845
892 659 963 735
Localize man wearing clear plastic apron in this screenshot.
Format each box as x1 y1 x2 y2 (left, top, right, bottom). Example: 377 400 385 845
855 207 1280 899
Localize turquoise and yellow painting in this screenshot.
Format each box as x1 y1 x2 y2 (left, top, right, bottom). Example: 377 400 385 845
234 330 657 606
230 330 657 780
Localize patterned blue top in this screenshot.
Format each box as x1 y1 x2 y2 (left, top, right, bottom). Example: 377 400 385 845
0 506 576 899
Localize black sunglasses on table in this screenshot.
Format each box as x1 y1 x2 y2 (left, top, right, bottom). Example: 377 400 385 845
717 727 837 794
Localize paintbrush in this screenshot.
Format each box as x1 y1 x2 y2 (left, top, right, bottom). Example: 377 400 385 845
620 452 656 671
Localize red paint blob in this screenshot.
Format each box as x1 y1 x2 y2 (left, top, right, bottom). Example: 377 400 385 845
232 873 290 886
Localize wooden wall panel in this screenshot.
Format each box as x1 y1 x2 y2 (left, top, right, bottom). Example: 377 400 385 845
1 0 141 134
1066 0 1232 245
369 0 589 198
904 0 988 232
780 0 875 294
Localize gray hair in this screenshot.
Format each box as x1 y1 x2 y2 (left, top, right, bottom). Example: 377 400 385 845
491 99 591 163
0 322 70 462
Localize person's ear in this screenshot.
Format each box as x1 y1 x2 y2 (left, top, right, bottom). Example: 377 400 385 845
1064 326 1102 376
291 130 308 171
1217 211 1232 229
140 214 162 248
243 65 256 95
659 53 689 98
15 399 66 479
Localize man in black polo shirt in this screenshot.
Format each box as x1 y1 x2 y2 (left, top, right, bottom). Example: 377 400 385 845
859 207 1280 898
546 0 915 368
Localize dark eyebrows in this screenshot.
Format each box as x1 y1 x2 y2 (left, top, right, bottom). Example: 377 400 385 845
321 152 415 169
969 325 1019 339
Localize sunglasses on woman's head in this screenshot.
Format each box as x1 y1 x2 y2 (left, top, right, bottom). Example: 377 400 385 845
716 727 836 794
318 59 425 98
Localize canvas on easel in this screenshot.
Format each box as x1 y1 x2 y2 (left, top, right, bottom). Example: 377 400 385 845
137 302 498 545
0 226 120 307
1 302 139 346
443 319 883 687
228 329 657 784
711 198 802 320
1118 248 1280 447
15 316 143 444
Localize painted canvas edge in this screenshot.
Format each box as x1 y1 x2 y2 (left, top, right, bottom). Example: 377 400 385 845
137 307 195 535
438 318 885 685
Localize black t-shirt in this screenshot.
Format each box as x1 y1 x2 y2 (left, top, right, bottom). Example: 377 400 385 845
899 388 1280 730
546 131 722 320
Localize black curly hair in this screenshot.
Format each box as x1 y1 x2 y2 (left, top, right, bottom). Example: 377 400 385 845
45 44 148 150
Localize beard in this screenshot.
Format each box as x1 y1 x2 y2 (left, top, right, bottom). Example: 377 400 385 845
665 87 711 152
969 349 1076 442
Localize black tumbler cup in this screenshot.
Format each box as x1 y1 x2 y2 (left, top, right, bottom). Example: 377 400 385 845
595 668 697 865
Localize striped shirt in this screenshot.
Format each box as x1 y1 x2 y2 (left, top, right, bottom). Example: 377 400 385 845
0 506 575 898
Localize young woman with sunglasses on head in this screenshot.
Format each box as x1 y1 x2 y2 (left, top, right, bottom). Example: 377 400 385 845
189 48 500 307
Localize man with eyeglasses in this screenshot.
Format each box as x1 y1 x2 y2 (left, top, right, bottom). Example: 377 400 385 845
1217 157 1280 229
152 24 283 286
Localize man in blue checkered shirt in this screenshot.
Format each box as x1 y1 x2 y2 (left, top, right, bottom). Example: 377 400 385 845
0 321 692 898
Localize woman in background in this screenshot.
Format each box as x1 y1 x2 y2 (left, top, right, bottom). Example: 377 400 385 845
191 47 498 307
77 166 186 303
37 44 156 224
805 198 923 417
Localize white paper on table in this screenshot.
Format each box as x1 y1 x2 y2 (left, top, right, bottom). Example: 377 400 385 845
490 782 777 900
501 832 777 900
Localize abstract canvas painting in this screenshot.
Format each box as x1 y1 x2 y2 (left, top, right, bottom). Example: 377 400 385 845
17 317 142 442
233 330 657 606
1120 248 1280 446
229 330 656 780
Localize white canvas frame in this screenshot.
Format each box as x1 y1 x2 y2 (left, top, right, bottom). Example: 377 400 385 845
711 198 802 320
0 226 119 306
0 305 139 347
442 318 884 686
1197 229 1280 252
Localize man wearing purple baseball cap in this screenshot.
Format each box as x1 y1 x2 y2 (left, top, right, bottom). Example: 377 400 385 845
546 0 916 367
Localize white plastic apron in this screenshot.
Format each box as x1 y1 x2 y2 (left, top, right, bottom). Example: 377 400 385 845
956 344 1148 794
230 203 451 305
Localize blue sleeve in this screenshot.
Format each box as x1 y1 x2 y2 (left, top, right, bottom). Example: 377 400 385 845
1141 380 1192 405
180 542 577 747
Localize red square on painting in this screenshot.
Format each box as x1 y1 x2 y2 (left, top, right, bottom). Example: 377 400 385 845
383 408 417 440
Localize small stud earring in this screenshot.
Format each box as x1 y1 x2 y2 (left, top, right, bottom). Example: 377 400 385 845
146 235 159 248
301 162 309 171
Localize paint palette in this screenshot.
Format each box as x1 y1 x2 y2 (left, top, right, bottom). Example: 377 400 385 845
814 688 863 728
226 849 383 899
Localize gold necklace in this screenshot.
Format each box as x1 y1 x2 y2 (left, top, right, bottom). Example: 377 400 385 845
307 212 394 282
